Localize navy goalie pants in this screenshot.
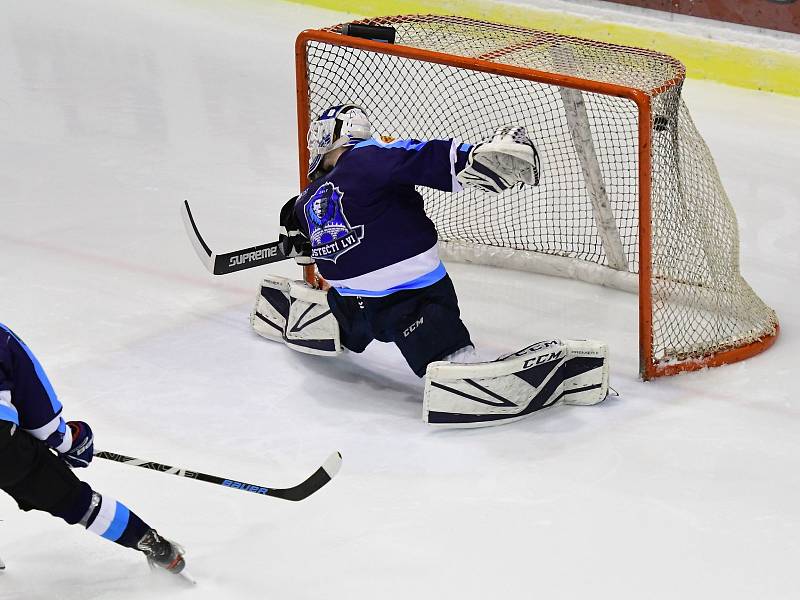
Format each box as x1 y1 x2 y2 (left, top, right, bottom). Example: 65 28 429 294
327 274 472 377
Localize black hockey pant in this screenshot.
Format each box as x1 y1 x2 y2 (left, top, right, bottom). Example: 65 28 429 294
327 274 473 377
0 421 148 549
0 420 87 522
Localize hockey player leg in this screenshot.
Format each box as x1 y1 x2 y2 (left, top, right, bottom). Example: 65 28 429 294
284 281 341 356
0 423 186 574
250 275 291 342
71 488 185 574
423 339 609 427
71 489 186 575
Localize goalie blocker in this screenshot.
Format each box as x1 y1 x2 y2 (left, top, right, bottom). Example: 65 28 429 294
423 339 609 427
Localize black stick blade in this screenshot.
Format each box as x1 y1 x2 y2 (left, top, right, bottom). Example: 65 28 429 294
181 199 289 275
267 451 342 501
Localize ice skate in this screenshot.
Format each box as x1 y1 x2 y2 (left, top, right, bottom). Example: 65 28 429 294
136 529 185 575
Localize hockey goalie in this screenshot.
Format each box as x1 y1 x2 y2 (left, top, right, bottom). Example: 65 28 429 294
251 104 610 427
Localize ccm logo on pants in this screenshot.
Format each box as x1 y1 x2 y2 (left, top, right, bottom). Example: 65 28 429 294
403 317 424 337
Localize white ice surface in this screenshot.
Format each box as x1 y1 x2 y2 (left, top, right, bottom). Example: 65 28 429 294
0 1 798 599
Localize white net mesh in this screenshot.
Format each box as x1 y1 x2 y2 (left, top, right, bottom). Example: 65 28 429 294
300 15 778 377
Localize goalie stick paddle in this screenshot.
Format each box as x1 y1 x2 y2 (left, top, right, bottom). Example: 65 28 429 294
181 200 290 275
95 450 342 502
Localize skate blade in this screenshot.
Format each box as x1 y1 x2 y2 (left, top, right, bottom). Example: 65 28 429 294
148 562 196 586
177 569 196 585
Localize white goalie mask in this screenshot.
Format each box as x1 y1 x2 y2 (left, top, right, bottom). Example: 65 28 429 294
307 104 372 180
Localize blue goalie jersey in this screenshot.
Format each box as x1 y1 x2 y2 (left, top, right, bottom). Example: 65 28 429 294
294 138 471 297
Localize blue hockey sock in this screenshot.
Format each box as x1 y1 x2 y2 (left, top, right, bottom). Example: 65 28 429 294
78 491 150 549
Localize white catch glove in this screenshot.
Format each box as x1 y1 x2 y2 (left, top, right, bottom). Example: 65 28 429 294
457 126 541 193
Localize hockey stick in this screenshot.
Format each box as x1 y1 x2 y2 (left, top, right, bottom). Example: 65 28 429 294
95 450 342 502
181 200 290 275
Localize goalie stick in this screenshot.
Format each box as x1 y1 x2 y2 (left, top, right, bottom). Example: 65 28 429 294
181 200 290 275
95 450 342 502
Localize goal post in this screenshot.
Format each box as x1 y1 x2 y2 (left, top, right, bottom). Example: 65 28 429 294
294 15 779 380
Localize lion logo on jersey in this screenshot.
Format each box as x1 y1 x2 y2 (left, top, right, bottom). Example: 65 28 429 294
303 182 364 263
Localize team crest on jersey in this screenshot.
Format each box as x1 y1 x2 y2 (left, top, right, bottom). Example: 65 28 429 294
303 182 364 262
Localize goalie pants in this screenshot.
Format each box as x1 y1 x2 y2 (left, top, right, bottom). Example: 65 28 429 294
0 421 148 548
327 274 472 377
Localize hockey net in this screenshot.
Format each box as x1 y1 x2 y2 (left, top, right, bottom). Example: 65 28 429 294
295 15 778 379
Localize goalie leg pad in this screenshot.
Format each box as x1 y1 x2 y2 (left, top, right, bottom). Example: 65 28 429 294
284 281 341 356
250 277 342 357
560 339 609 405
423 338 609 427
250 275 291 343
423 339 568 427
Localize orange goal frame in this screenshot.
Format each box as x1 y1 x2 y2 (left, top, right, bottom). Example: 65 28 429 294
293 25 778 380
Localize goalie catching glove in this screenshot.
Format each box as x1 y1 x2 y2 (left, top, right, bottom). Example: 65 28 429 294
278 195 314 266
457 126 541 193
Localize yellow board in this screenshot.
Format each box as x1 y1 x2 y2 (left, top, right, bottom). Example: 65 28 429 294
286 0 800 97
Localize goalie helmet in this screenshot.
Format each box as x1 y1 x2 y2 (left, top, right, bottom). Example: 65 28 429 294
307 104 371 180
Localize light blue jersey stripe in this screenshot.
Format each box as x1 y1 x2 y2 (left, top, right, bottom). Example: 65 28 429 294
335 262 447 297
355 138 472 155
354 138 430 152
0 323 62 415
101 503 131 542
0 406 19 425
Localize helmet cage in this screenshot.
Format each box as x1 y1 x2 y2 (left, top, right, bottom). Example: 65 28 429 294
306 104 371 179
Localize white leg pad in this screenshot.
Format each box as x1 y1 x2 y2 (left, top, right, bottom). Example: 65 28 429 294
561 339 610 405
250 275 291 343
423 339 568 427
423 338 609 427
284 281 341 356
